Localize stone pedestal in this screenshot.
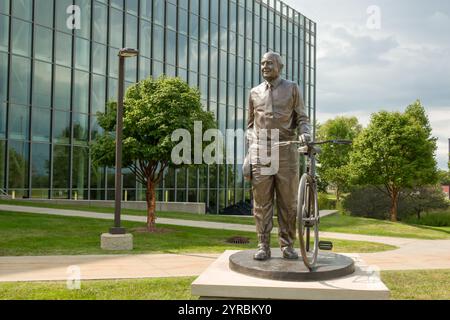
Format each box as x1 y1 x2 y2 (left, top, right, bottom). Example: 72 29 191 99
101 233 133 251
191 251 390 300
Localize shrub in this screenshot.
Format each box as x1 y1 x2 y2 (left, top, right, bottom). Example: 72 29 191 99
343 185 450 221
318 193 337 210
342 186 390 219
403 211 450 227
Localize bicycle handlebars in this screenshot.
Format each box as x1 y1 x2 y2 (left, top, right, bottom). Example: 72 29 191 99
274 139 352 147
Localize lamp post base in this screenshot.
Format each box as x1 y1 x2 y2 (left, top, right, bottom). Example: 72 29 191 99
109 227 126 235
101 233 133 251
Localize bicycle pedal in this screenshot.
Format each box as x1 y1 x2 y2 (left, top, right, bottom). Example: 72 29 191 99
319 241 333 251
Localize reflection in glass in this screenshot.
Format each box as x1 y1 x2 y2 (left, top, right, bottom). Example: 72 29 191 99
52 145 70 189
73 113 89 145
55 32 72 67
33 61 52 107
31 143 50 188
73 70 89 113
8 140 29 191
91 74 106 114
12 19 32 56
0 14 9 52
9 104 29 140
0 140 4 188
53 111 70 144
31 107 51 142
34 26 53 62
35 0 54 27
54 66 71 110
93 2 108 44
72 146 88 197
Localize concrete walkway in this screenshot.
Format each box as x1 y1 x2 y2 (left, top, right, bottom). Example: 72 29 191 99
0 205 449 282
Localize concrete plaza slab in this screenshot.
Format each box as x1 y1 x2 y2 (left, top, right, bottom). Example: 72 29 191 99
191 251 390 300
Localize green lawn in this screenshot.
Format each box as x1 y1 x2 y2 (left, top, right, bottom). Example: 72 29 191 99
0 277 196 300
0 211 396 256
1 269 449 300
1 199 449 239
320 213 450 240
382 269 450 300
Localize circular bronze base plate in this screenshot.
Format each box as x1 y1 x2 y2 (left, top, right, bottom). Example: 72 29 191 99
229 250 355 282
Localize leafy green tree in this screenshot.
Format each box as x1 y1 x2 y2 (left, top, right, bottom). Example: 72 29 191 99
438 170 450 185
316 116 362 202
91 77 216 231
400 186 449 220
350 100 438 222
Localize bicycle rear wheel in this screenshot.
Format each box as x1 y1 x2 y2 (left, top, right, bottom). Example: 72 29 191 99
297 173 320 270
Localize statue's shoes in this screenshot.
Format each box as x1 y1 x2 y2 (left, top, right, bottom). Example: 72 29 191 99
253 248 271 261
282 247 299 260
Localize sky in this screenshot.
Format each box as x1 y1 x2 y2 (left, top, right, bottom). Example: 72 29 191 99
282 0 450 169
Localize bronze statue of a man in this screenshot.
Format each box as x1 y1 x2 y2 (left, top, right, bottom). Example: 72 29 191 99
245 52 311 261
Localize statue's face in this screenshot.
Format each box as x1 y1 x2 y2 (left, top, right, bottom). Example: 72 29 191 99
261 54 282 81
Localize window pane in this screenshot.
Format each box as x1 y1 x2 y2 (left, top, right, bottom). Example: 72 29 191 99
8 140 29 191
110 8 123 48
31 143 50 188
34 26 53 62
153 25 164 61
12 0 32 20
33 61 52 107
91 74 106 114
54 66 71 110
9 104 29 140
0 102 6 138
35 0 54 28
140 0 151 20
153 0 164 26
12 19 32 56
32 107 51 142
0 52 7 105
72 146 88 190
0 14 9 52
75 0 91 39
52 144 70 189
73 70 89 113
55 32 72 66
73 112 88 145
75 37 90 71
55 0 72 31
178 34 187 69
92 43 107 75
93 2 107 44
126 14 137 48
139 20 151 58
0 140 4 188
0 1 9 14
166 29 176 66
53 111 70 143
10 56 31 105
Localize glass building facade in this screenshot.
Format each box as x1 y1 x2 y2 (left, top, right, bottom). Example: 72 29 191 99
0 0 316 213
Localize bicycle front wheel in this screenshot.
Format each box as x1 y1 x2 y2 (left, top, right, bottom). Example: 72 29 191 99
297 173 320 270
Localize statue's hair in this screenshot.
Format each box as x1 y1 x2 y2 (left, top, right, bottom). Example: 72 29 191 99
263 51 284 67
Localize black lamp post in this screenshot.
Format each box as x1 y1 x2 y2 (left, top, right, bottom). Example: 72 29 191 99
110 48 139 235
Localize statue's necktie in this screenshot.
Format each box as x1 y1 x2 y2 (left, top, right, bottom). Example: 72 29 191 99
265 83 274 118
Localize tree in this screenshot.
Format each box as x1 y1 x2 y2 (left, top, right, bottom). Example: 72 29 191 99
400 186 449 220
438 170 450 185
350 100 438 222
91 76 216 231
316 116 362 202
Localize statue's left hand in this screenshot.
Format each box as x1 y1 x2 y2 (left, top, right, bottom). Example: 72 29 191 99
299 133 312 145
